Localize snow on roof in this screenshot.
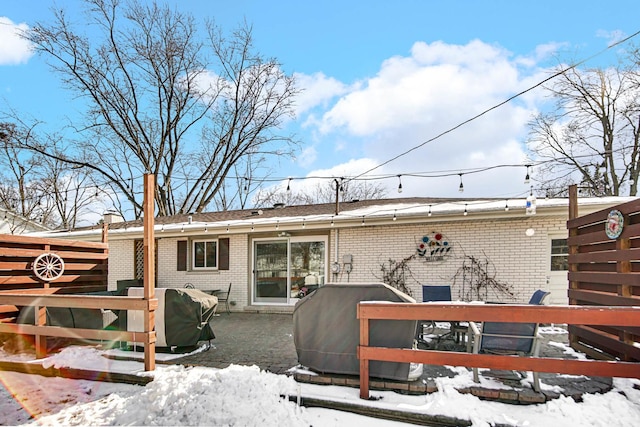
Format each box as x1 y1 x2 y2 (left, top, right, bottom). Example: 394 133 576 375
28 196 638 239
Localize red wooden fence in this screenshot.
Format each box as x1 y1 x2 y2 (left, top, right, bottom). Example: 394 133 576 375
357 302 640 399
567 185 640 361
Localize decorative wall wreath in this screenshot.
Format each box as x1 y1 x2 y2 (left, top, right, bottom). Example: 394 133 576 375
33 253 65 281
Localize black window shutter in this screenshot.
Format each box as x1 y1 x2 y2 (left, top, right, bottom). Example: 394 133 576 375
218 238 230 270
177 240 187 271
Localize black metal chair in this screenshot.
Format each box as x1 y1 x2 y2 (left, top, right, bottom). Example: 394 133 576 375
215 283 232 314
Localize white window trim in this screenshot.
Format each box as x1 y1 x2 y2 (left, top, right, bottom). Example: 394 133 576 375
191 238 219 270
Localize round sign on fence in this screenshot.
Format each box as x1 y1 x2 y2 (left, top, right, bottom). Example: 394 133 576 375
605 209 624 240
32 253 65 281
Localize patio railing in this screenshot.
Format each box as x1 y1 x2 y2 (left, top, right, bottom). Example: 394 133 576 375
0 291 158 371
357 302 640 399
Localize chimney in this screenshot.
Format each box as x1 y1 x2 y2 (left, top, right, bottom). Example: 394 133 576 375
103 211 124 224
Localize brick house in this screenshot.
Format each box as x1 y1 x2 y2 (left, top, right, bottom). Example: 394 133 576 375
35 196 635 312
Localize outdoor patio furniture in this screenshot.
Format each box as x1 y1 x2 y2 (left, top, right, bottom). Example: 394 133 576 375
468 289 550 391
120 287 218 349
528 289 550 305
214 283 232 314
418 285 464 343
294 282 420 381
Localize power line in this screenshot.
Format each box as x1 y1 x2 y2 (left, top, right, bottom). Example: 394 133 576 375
351 29 640 180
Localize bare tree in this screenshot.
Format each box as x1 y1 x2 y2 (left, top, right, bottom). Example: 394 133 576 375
527 58 640 196
19 0 299 219
253 178 388 208
0 121 103 229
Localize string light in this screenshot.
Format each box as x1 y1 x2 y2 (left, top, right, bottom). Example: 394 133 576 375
397 175 403 193
428 205 432 217
524 165 531 184
204 223 208 232
458 173 464 193
505 200 509 211
393 210 397 221
243 177 249 194
226 225 229 233
464 203 468 216
330 216 334 226
251 222 254 231
361 216 365 226
302 219 306 228
276 220 279 230
286 178 292 192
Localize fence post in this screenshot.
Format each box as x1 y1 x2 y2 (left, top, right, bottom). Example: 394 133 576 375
143 173 156 371
568 184 579 349
358 304 370 399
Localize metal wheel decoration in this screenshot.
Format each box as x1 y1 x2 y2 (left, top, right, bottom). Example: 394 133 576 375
33 253 65 281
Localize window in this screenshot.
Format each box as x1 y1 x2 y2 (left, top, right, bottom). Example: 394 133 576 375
177 238 229 272
193 239 218 269
550 238 568 271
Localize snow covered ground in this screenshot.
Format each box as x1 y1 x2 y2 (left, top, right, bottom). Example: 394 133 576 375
1 329 639 426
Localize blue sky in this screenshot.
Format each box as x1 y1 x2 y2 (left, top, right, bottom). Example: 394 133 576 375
1 0 639 202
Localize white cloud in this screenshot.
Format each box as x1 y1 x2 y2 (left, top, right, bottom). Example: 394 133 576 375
0 17 34 65
292 71 351 116
295 39 553 199
274 158 381 195
296 146 317 167
596 29 627 47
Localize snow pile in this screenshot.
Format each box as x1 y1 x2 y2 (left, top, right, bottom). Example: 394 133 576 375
29 364 307 426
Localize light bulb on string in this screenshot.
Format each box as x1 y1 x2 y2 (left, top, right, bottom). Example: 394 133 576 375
524 165 531 184
428 205 432 217
393 210 397 221
286 178 292 192
361 216 365 226
505 200 509 211
464 203 468 216
458 173 464 193
397 175 403 193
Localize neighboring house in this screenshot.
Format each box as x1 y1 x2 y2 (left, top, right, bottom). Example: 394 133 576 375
30 196 636 312
0 207 51 235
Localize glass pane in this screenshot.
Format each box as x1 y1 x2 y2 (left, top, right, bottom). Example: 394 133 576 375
551 239 568 255
550 238 568 271
551 256 568 271
206 241 217 268
194 241 205 268
290 241 325 298
254 241 288 302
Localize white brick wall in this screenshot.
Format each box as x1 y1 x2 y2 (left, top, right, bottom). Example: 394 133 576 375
107 215 567 308
328 216 566 304
107 240 135 291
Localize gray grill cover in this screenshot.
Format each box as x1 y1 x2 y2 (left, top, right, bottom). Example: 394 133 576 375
120 288 218 348
293 283 417 381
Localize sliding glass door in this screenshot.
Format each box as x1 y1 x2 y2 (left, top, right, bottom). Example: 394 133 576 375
253 236 327 304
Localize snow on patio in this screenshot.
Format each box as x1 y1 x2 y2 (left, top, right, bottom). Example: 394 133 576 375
1 328 639 426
